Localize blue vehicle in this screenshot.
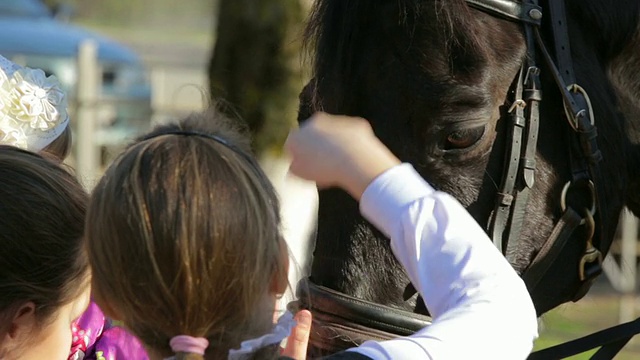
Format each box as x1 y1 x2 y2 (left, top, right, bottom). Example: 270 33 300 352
0 0 152 152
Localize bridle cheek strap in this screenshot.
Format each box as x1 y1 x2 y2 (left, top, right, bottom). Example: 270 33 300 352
479 0 604 301
518 0 604 301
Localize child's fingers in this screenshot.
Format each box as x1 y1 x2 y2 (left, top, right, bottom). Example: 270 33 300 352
281 310 312 359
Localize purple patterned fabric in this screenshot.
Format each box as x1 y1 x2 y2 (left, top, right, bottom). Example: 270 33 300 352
69 301 149 360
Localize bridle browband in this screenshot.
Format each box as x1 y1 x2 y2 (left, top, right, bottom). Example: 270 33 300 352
294 1 640 358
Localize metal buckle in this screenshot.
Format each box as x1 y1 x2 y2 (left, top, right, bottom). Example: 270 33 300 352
524 66 540 86
563 84 595 131
578 208 603 281
560 180 596 225
508 99 527 113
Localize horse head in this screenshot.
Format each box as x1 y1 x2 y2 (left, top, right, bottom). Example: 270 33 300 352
298 0 640 325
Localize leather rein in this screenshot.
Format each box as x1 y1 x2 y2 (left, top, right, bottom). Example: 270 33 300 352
293 0 640 358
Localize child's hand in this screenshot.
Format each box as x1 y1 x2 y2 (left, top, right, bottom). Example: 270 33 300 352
285 112 400 200
280 310 312 359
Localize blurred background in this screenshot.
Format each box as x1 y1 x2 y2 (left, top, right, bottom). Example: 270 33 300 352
2 0 210 163
1 0 311 166
1 1 639 358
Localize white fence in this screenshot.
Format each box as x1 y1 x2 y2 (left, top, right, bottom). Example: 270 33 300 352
75 41 101 190
71 40 210 185
149 65 210 125
604 210 639 322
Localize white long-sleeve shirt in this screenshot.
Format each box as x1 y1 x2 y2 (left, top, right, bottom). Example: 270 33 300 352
345 163 539 360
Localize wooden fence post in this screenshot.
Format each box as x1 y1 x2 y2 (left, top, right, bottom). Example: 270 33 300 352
603 208 639 323
75 40 101 191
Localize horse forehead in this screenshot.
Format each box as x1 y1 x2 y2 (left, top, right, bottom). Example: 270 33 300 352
383 15 524 92
306 0 526 122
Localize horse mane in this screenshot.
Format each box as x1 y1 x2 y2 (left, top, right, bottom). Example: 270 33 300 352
303 0 476 113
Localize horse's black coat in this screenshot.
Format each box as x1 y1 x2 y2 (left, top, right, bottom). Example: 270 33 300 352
298 0 640 321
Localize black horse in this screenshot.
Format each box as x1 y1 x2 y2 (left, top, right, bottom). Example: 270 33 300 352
295 0 640 354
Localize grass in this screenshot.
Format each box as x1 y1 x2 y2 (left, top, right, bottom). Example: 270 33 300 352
532 291 640 359
535 311 599 359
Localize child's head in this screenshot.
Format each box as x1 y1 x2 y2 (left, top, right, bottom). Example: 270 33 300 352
0 145 90 359
0 55 71 160
86 110 289 360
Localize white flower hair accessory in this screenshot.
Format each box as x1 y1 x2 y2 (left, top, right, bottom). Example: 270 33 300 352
0 55 70 151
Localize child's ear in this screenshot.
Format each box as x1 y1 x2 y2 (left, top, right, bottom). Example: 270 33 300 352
270 239 290 295
271 269 289 296
2 301 36 350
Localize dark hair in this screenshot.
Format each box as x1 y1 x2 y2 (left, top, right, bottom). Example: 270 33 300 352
0 145 89 331
86 109 286 360
42 125 72 161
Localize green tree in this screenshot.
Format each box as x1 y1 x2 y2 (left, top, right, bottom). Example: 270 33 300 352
208 0 308 155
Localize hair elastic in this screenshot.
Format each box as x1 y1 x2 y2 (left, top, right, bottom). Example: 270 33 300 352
169 335 209 355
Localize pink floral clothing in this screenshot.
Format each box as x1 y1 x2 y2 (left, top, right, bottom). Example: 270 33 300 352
69 301 149 360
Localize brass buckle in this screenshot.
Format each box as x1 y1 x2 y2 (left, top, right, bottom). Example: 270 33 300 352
508 99 527 113
578 208 603 281
563 84 595 131
524 66 540 87
561 180 596 225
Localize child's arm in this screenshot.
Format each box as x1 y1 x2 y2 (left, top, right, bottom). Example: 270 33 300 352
346 163 538 360
286 113 538 360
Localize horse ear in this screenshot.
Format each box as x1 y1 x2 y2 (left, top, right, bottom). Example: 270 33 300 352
298 79 317 125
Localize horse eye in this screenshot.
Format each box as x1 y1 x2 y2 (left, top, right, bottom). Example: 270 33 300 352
444 127 485 150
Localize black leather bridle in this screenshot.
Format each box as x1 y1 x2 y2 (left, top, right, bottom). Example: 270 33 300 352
471 1 640 358
294 1 640 358
470 0 604 304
